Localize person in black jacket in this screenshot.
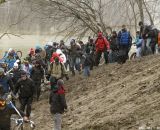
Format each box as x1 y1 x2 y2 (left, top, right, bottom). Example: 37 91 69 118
69 39 82 76
145 28 158 54
0 86 27 130
14 71 34 118
12 62 23 85
85 38 96 70
109 31 119 63
138 21 157 55
30 60 44 101
82 49 93 77
49 79 67 130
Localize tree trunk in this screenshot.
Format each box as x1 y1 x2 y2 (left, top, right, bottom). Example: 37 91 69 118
143 0 154 25
136 0 144 23
129 0 138 33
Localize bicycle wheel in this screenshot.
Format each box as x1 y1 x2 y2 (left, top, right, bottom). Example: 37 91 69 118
130 52 136 60
16 51 23 59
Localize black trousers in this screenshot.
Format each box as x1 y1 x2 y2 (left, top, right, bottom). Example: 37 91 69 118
19 97 33 117
0 126 10 130
151 42 156 54
34 80 41 101
117 45 129 64
95 50 108 66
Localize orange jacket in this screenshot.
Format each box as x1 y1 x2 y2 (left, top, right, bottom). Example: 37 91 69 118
95 32 110 52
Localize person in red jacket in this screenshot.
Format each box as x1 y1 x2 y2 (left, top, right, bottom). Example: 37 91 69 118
95 32 110 66
50 52 63 63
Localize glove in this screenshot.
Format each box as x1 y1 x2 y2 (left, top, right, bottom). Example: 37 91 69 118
7 94 12 101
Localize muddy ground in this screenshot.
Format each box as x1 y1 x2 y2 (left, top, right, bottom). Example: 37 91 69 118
27 55 160 130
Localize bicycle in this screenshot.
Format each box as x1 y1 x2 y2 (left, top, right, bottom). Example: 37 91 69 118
11 118 35 130
8 100 35 130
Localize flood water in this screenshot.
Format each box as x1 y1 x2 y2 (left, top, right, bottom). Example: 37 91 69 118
0 34 79 59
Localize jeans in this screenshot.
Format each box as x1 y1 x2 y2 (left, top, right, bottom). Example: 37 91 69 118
53 113 62 130
155 44 160 54
70 57 81 75
141 38 153 55
146 38 152 54
109 50 117 63
83 66 90 77
136 47 142 58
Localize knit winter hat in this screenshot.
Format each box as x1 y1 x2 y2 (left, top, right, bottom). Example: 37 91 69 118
57 79 64 86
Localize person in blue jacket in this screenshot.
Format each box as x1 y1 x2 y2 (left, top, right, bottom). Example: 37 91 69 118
0 68 14 94
4 50 17 70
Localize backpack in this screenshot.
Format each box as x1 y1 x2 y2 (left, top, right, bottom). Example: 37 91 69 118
119 31 130 45
50 62 65 77
95 37 106 51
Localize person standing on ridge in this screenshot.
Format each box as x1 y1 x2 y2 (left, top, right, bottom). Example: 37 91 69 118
95 32 110 66
117 25 132 64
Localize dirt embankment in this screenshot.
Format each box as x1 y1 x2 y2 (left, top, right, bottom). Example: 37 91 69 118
32 55 160 130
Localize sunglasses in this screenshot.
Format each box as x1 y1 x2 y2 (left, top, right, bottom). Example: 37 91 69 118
0 100 6 107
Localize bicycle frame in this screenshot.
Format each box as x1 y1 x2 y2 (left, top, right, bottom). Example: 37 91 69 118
11 118 35 130
10 101 35 130
10 101 23 118
11 118 23 130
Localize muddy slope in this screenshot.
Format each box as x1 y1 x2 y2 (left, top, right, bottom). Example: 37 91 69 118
32 55 160 130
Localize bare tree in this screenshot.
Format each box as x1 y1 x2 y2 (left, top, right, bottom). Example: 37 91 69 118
30 0 115 39
0 0 43 39
135 0 144 23
1 0 160 39
31 0 152 38
135 0 157 25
